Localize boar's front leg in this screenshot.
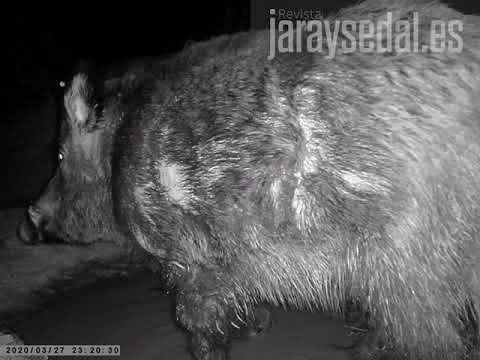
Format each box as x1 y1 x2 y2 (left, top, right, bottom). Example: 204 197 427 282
173 266 268 360
175 270 231 360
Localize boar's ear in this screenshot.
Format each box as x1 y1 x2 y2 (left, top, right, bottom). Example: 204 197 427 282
64 74 96 128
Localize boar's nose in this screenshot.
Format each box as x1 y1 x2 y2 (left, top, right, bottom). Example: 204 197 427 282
17 205 47 244
18 173 61 244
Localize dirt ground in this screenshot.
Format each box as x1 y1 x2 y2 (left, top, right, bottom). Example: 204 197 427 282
0 209 138 318
0 208 143 360
0 209 356 360
11 274 355 360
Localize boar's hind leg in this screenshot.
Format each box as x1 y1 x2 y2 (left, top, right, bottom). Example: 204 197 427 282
174 266 263 360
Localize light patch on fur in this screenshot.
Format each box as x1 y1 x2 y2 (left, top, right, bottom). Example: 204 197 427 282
156 161 191 207
292 183 310 232
295 84 328 175
339 170 391 194
301 153 318 174
297 111 320 175
269 178 282 209
289 78 325 231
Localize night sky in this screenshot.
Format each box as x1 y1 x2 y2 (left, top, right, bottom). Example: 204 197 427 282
4 2 249 106
4 0 479 105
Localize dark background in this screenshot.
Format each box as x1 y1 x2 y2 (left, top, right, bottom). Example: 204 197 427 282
2 0 479 209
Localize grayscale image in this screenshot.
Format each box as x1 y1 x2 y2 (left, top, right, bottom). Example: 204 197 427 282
1 1 480 359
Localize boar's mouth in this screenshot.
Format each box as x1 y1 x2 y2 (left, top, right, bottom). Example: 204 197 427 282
17 218 62 245
17 206 108 246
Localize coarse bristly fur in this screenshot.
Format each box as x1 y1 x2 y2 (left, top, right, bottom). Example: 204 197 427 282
21 0 480 359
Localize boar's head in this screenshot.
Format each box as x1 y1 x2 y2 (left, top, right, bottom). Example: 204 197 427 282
18 74 122 245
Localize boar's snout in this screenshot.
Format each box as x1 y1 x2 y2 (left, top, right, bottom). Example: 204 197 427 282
17 179 61 245
17 206 44 244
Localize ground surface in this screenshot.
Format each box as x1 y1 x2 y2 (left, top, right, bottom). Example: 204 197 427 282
0 209 137 320
11 274 354 360
0 209 355 360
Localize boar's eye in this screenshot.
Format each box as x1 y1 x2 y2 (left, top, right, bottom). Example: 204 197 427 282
58 150 64 162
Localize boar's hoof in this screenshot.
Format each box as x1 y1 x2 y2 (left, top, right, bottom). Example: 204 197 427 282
176 291 232 341
190 332 228 360
175 274 238 359
247 306 271 337
350 330 398 360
